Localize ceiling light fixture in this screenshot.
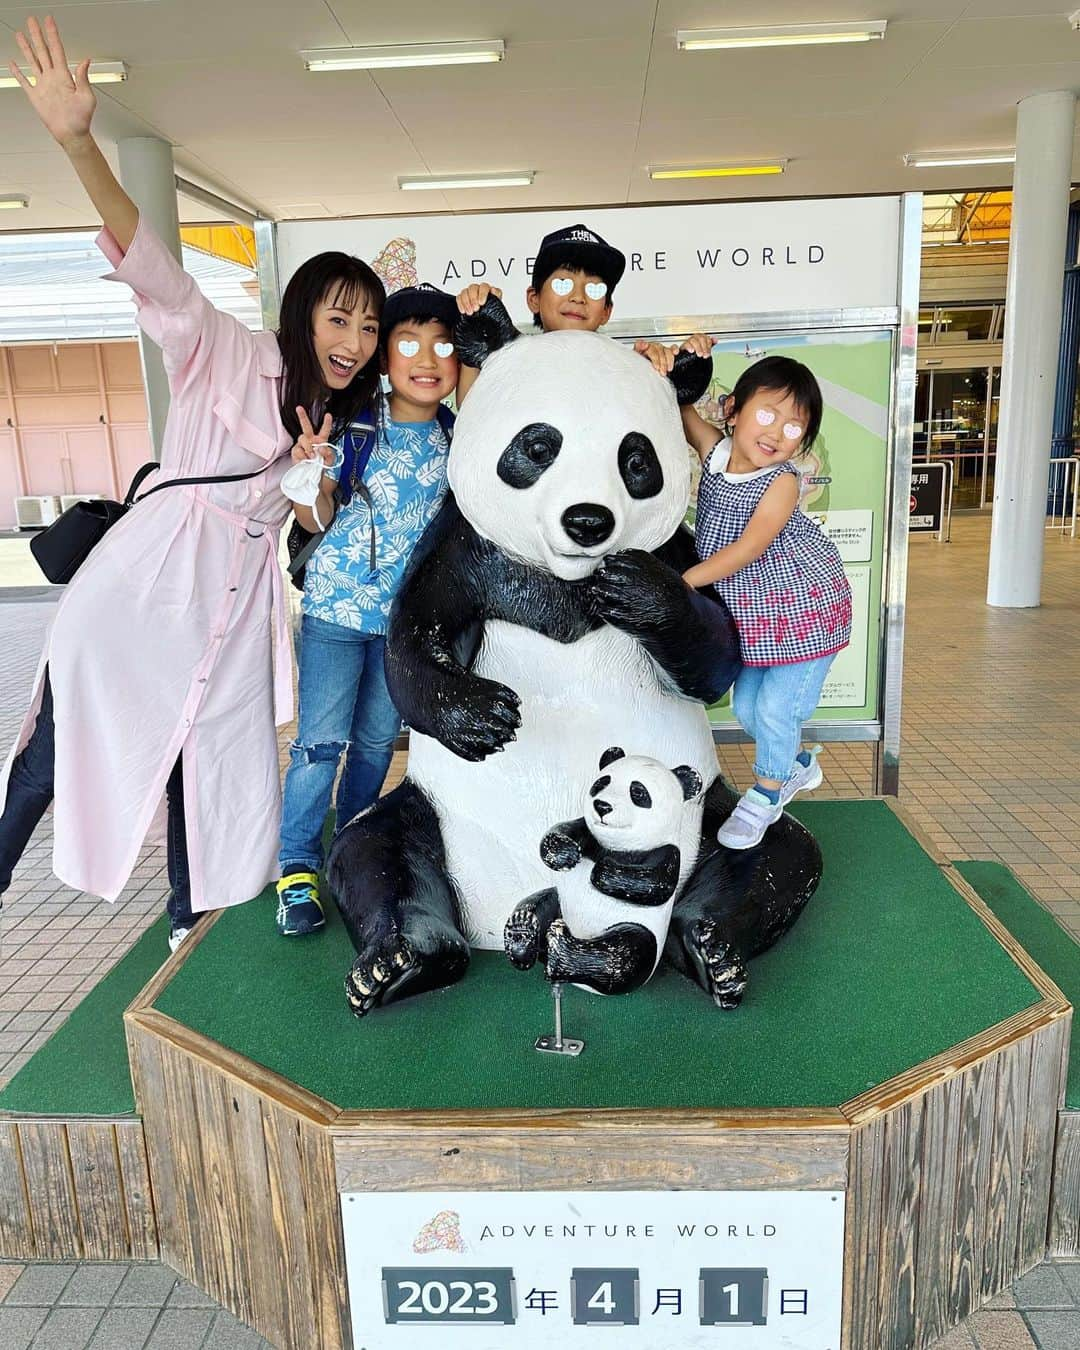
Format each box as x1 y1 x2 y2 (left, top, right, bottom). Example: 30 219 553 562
903 150 1016 168
650 162 787 179
302 40 505 72
0 60 127 89
0 195 29 209
676 22 887 50
398 171 534 191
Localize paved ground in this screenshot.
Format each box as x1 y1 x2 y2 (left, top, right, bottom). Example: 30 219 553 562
0 515 1078 1347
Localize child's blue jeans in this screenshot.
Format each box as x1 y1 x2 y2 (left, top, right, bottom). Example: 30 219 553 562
731 654 835 783
278 614 401 876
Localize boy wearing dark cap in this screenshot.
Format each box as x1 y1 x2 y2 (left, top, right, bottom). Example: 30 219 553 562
276 283 459 936
456 222 625 403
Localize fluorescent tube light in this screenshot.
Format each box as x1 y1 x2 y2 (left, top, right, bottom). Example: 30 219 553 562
650 162 787 179
0 195 29 209
0 60 127 88
398 172 534 191
303 41 504 72
904 150 1015 168
677 22 887 50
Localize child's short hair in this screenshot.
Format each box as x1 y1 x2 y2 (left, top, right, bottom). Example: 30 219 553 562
379 283 457 353
530 224 625 328
730 356 823 451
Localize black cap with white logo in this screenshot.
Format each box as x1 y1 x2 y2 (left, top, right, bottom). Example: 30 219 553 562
531 223 626 294
382 282 458 336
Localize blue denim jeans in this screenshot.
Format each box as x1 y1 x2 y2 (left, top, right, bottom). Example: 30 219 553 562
731 654 835 783
278 614 401 875
0 670 195 927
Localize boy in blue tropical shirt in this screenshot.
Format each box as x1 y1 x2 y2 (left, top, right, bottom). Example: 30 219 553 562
276 283 459 936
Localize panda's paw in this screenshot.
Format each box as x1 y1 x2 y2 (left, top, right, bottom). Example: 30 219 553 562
504 902 544 969
344 934 418 1018
540 829 581 871
588 549 686 635
439 677 522 761
688 919 749 1010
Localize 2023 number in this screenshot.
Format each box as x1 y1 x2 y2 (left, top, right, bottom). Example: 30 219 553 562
395 1280 500 1317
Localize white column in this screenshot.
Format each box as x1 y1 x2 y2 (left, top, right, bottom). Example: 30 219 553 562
116 136 181 460
987 90 1076 607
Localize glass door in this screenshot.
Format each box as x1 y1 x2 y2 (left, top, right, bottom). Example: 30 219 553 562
927 368 991 509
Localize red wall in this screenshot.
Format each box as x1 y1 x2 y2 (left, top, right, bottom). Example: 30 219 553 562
0 340 152 529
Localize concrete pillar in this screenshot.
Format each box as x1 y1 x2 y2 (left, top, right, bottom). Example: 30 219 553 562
987 90 1076 608
116 137 181 460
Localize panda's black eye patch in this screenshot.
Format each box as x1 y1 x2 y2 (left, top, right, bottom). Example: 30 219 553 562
630 781 652 808
497 422 563 489
618 432 663 499
590 775 611 796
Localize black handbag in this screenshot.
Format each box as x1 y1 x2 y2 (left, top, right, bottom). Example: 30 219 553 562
30 460 270 585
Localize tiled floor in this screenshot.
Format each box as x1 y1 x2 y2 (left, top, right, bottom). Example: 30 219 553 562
0 513 1078 1348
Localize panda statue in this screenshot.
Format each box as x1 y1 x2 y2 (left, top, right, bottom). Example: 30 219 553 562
505 749 705 996
327 297 822 1017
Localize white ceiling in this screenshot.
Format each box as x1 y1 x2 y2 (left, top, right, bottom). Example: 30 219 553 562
1 1 1079 231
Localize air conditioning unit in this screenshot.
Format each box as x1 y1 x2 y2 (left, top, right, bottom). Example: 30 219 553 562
59 493 104 512
14 495 62 530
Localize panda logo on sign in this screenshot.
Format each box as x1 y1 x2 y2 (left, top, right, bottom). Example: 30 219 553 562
328 297 821 1015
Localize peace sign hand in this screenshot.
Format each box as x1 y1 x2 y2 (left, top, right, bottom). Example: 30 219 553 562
293 408 336 465
9 16 96 149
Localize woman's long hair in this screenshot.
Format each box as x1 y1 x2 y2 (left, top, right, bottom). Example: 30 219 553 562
277 253 386 441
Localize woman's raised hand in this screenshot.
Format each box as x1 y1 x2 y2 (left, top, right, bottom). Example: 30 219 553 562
293 408 336 465
9 17 96 149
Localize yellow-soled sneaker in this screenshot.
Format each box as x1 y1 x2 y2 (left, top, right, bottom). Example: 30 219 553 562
276 872 326 937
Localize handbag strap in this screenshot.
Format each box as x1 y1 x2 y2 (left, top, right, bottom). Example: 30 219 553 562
124 461 270 507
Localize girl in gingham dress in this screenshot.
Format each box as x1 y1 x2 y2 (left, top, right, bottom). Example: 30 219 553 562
681 353 852 849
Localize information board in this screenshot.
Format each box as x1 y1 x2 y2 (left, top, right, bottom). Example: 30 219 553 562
341 1189 845 1349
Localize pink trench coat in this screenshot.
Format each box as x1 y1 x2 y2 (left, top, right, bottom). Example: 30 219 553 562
0 216 296 912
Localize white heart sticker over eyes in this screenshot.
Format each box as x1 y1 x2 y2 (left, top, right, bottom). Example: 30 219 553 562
550 277 574 296
754 408 777 426
783 422 804 441
396 339 420 357
585 281 608 300
434 341 455 359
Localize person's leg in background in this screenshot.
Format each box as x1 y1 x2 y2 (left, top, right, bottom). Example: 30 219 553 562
0 671 56 909
164 755 199 951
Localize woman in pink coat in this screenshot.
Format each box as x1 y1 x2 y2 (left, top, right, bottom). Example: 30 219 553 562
0 17 384 949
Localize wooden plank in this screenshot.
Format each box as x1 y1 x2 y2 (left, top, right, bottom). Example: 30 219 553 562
951 1056 994 1324
67 1122 128 1261
1049 1111 1080 1257
127 1019 189 1275
875 1098 923 1350
1015 1017 1070 1273
0 1119 34 1258
123 909 224 1014
299 1117 351 1350
18 1122 81 1259
912 1073 963 1346
842 1117 885 1350
981 1039 1029 1297
334 1127 848 1194
115 1120 158 1260
262 1102 321 1350
333 1105 846 1131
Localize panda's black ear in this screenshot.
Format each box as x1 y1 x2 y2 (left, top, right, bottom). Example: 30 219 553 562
669 350 713 407
673 765 703 800
453 294 520 370
599 746 625 769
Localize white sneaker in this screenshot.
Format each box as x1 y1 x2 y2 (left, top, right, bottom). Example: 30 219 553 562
780 746 824 805
717 787 783 850
167 925 192 954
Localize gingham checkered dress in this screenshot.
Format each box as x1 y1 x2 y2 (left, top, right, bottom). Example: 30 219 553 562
694 438 852 667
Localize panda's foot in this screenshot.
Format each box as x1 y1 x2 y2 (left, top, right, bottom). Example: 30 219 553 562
504 887 561 970
687 919 750 1010
344 933 418 1018
546 918 657 996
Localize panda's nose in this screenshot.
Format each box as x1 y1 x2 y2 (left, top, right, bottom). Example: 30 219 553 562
561 503 615 548
594 799 613 818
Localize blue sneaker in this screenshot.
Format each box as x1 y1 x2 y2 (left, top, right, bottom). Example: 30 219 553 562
276 872 326 937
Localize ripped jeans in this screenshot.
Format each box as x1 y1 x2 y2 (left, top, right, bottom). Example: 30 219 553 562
278 614 401 876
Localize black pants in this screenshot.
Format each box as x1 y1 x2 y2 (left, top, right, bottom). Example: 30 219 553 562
0 670 195 926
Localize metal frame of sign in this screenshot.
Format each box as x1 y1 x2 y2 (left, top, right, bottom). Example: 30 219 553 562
256 194 920 796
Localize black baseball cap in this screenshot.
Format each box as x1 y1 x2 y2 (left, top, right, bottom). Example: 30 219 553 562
531 224 626 293
381 282 458 337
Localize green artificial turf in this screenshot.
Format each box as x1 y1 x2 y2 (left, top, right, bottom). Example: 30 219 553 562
149 801 1043 1111
955 860 1080 1109
0 915 169 1116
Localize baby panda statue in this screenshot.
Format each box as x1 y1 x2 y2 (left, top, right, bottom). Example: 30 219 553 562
327 296 822 1017
506 749 704 995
